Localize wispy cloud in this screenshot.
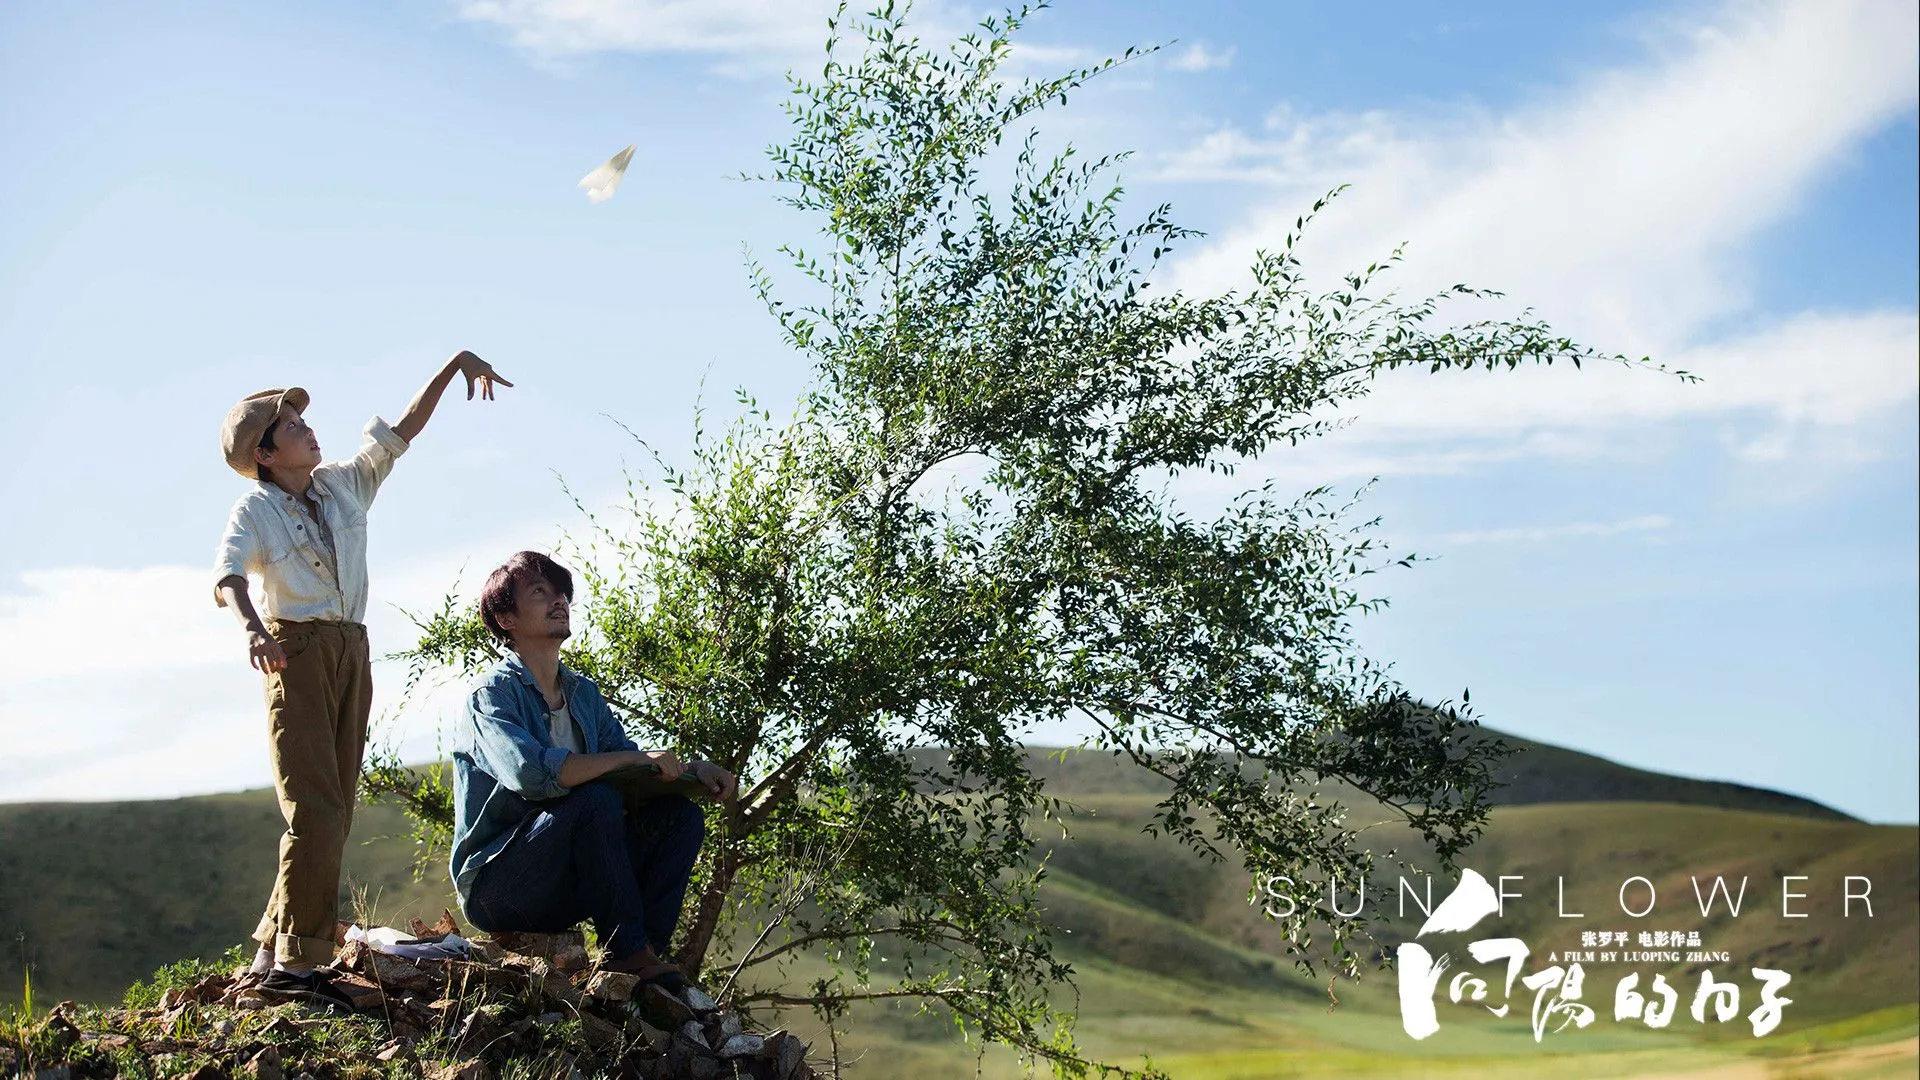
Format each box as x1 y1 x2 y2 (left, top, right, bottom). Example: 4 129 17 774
1151 104 1399 184
1441 514 1671 546
1333 309 1919 445
1166 42 1234 72
453 0 1112 84
0 499 647 802
0 566 231 682
453 0 842 59
798 12 1920 515
1156 0 1917 468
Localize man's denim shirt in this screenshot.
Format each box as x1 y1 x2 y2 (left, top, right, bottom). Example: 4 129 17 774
449 652 640 913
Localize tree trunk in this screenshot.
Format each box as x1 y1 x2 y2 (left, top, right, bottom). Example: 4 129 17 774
677 831 739 978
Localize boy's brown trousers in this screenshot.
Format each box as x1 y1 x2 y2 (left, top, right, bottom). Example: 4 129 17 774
252 618 372 966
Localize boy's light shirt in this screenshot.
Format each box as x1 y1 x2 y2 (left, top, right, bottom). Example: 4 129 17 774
212 416 408 623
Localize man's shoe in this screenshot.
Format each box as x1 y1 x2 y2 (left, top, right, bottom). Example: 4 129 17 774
605 947 685 988
256 968 358 1013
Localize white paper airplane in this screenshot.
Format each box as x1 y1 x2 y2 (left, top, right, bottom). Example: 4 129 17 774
578 145 635 204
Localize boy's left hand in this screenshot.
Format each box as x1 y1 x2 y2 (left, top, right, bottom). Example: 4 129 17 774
454 350 513 401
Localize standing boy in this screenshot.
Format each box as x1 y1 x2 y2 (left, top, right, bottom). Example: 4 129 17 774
213 350 510 1007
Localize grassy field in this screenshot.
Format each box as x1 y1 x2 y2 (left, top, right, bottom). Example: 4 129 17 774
2 735 1913 1078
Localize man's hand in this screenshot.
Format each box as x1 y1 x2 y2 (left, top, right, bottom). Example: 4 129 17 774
687 761 738 802
636 749 684 783
453 350 513 401
247 629 288 673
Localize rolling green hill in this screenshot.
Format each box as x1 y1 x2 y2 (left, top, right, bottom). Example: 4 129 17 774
2 729 1912 1079
1474 731 1855 821
944 730 1853 821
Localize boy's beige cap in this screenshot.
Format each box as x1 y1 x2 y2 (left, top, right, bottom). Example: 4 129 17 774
220 387 310 478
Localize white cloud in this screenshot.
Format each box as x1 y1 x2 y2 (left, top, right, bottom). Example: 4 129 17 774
453 0 1109 85
1140 0 1919 496
0 495 668 802
0 668 264 801
1441 514 1671 546
1163 0 1918 357
0 566 234 682
1334 308 1920 442
0 562 450 802
1151 105 1400 184
1166 42 1234 73
453 0 842 58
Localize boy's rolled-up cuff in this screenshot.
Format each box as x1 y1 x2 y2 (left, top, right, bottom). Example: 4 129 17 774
365 415 410 456
276 931 338 967
212 565 248 608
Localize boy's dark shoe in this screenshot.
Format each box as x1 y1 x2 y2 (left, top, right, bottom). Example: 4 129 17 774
256 968 358 1012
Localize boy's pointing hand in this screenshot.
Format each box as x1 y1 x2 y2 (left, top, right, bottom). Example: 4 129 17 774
453 350 514 401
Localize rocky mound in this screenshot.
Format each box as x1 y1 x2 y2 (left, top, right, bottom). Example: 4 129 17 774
2 920 817 1080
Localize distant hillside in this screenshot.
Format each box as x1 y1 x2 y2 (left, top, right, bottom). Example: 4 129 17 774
1477 730 1855 821
0 793 456 1007
929 725 1854 821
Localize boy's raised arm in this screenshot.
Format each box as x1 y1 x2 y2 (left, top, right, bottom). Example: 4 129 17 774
392 350 513 444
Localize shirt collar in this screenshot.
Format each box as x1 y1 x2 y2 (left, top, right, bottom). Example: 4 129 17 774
258 478 330 501
501 650 577 695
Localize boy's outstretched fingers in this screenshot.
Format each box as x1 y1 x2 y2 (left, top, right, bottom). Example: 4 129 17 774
454 351 513 400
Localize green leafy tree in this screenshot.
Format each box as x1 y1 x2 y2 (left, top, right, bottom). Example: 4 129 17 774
371 3 1681 1074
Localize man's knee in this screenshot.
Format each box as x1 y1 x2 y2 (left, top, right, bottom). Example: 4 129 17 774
663 794 705 847
569 780 624 819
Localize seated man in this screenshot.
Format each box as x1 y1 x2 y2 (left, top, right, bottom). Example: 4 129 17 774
449 551 737 987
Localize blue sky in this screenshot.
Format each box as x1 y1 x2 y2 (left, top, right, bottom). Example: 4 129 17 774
1 0 1914 822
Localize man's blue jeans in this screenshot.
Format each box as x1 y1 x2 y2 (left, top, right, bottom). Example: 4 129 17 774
466 781 705 959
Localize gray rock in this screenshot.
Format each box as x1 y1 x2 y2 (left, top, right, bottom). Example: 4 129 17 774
680 1019 711 1049
583 970 640 1003
681 984 718 1012
246 1045 285 1080
764 1031 807 1080
717 1033 765 1058
642 982 697 1027
625 1015 671 1053
666 1034 709 1076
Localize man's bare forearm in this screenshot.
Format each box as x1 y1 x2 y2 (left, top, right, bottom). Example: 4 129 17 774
558 750 647 789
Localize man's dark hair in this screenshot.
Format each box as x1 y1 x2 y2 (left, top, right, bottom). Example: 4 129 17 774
255 420 279 482
480 551 576 643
